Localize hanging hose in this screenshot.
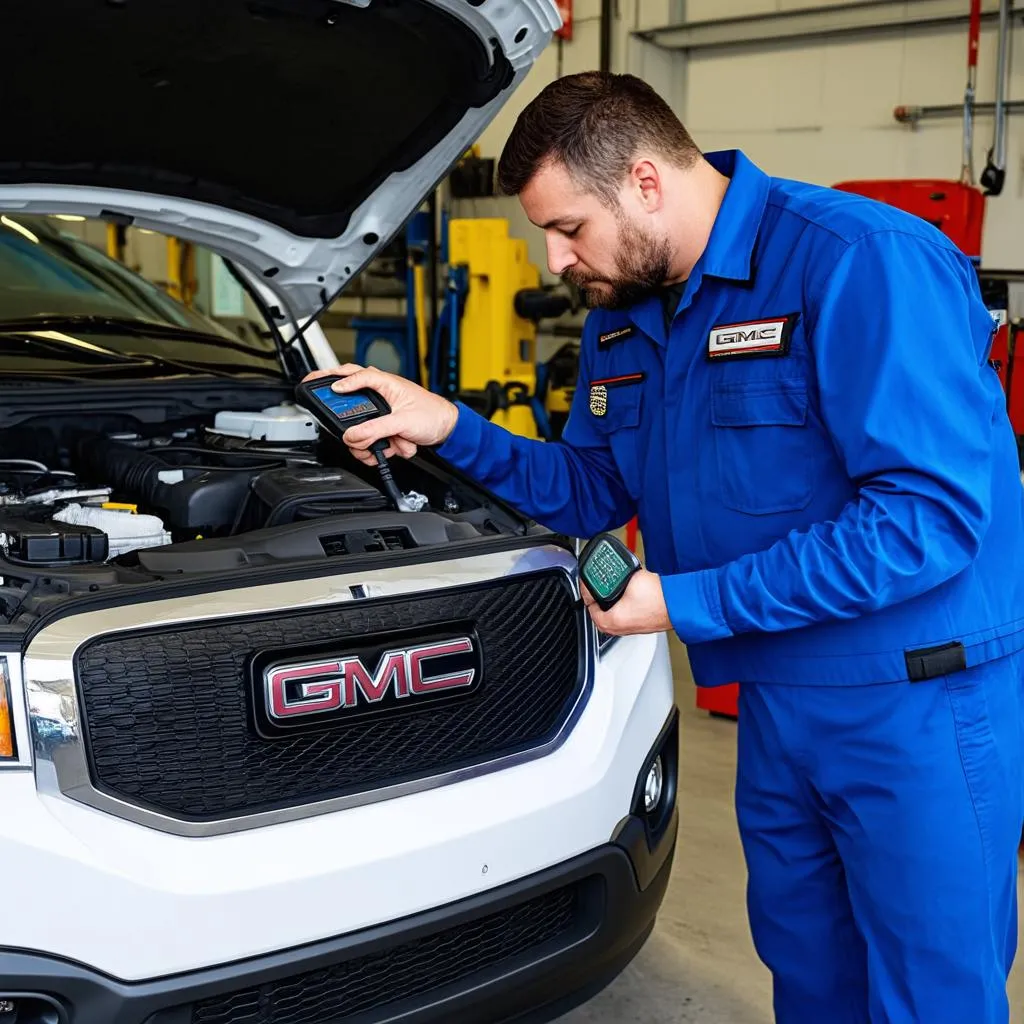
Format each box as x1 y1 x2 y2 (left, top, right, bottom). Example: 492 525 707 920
962 0 982 184
428 302 449 394
982 0 1011 195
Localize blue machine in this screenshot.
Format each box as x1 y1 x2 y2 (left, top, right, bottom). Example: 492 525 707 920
354 209 433 385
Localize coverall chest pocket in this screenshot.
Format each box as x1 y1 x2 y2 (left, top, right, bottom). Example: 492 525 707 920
710 378 814 515
589 375 645 498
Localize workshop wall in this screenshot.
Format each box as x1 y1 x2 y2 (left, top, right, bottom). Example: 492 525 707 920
680 9 1024 277
466 1 1024 295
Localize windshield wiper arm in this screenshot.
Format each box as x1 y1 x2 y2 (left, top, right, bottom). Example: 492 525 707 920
0 314 279 359
0 331 269 380
0 331 140 364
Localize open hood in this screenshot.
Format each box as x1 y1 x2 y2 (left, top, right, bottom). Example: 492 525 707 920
0 0 558 320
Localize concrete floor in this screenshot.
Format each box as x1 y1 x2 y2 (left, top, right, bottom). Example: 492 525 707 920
558 637 1024 1023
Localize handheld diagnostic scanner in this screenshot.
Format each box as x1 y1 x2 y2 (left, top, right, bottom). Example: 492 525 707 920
578 532 642 611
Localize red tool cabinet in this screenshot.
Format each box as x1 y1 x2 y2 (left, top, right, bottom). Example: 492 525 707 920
832 178 986 258
695 683 739 719
832 178 1023 432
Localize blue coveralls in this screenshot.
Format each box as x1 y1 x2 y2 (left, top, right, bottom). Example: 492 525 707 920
436 149 1024 1022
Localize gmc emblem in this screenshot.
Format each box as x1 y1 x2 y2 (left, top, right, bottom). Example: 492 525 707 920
266 638 476 719
715 327 776 346
251 627 482 736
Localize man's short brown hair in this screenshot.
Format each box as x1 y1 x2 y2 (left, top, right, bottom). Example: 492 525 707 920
497 71 700 205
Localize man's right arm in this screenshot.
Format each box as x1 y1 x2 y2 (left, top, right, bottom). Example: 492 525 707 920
433 397 636 537
308 333 637 539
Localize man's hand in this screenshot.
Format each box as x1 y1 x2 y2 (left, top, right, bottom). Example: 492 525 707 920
581 569 671 636
303 364 459 466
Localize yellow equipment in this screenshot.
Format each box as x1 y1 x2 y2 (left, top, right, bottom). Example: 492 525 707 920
446 217 571 439
166 236 198 307
411 259 430 385
350 199 574 439
105 223 125 263
447 218 542 437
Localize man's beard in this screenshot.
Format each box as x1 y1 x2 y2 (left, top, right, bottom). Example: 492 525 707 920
562 214 673 310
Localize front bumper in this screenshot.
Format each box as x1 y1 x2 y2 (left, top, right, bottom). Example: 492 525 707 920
3 627 675 981
0 810 677 1024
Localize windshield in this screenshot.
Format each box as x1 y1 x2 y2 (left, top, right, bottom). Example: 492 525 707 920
0 214 283 378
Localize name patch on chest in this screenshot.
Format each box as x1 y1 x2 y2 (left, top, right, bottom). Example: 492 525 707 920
707 314 797 361
598 325 635 347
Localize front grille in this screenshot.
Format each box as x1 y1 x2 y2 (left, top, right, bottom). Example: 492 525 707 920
76 571 581 820
189 883 580 1024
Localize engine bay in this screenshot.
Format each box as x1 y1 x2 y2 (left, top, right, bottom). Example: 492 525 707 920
0 400 524 627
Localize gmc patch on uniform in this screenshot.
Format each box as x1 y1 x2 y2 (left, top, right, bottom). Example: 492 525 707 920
598 325 634 347
707 314 797 360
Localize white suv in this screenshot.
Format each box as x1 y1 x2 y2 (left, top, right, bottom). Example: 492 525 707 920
0 2 677 1022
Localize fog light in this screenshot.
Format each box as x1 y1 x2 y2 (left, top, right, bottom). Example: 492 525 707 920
0 995 64 1023
644 756 663 814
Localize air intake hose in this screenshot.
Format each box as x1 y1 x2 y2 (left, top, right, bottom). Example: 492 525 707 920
71 433 171 506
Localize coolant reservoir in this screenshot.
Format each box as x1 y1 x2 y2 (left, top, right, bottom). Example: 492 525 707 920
211 404 319 443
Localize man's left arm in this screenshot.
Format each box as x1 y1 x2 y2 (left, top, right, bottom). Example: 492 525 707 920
595 231 1003 643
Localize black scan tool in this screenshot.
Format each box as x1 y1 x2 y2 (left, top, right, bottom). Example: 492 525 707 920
296 375 406 510
578 532 643 611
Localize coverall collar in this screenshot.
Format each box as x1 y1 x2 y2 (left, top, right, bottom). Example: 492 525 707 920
626 149 771 346
698 149 771 284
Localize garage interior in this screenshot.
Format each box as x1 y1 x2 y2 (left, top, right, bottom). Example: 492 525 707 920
5 0 1024 1021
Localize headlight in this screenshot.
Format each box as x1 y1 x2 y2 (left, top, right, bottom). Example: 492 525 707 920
0 659 14 760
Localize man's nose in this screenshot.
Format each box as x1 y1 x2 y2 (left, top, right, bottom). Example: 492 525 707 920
546 234 577 277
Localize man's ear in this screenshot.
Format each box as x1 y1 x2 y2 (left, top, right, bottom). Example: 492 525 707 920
631 158 664 213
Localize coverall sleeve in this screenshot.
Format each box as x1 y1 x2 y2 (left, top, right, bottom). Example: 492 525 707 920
434 322 637 538
662 230 1001 644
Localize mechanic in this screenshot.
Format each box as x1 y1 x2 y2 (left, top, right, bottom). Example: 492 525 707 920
310 72 1024 1023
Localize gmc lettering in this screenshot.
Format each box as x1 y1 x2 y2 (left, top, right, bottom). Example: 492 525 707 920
265 638 476 719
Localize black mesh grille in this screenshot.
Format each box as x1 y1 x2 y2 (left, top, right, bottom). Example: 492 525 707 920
76 572 581 819
189 884 580 1024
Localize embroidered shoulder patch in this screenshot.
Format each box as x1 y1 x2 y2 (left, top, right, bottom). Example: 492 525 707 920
707 314 798 360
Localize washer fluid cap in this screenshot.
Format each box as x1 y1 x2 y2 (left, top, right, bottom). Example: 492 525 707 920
213 403 319 442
